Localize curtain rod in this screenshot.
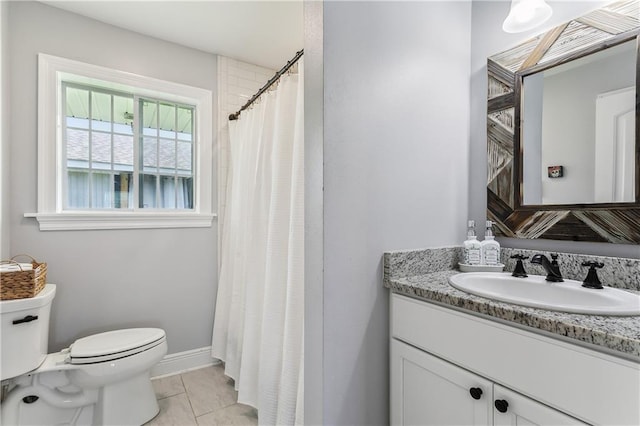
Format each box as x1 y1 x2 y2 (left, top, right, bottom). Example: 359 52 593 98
228 49 303 121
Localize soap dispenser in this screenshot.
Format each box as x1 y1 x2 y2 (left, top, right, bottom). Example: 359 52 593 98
463 220 482 265
481 220 501 266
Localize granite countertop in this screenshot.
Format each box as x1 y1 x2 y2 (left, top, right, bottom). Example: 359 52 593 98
383 248 640 361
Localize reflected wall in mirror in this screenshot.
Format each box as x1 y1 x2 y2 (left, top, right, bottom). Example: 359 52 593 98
522 40 636 205
487 0 640 244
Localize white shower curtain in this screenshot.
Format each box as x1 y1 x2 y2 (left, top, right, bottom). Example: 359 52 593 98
212 61 304 425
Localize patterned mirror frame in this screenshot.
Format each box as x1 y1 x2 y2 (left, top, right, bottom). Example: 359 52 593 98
487 0 640 244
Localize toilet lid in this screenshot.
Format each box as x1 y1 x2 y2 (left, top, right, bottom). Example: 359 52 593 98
69 328 165 364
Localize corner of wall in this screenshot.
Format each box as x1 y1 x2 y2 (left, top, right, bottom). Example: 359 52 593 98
1 0 11 259
303 0 324 424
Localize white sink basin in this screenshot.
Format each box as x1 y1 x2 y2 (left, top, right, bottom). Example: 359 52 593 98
448 272 640 316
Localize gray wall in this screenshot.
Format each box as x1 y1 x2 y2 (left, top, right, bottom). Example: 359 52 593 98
321 1 472 423
469 0 639 259
6 2 218 354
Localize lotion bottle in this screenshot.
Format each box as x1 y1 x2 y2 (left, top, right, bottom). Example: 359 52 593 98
463 220 482 265
481 220 501 266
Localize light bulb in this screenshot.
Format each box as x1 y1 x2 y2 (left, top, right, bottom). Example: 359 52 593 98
503 0 553 33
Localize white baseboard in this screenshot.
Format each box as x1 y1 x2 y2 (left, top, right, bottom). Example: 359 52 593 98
151 346 220 378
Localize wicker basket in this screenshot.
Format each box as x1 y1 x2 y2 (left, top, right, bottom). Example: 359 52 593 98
0 255 47 300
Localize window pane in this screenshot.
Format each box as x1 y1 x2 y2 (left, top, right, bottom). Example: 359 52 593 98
67 117 90 130
177 177 193 209
159 128 177 139
177 107 193 141
159 176 176 209
92 172 112 208
139 174 157 208
66 86 89 126
142 137 158 171
158 139 176 169
177 142 192 172
114 172 132 209
67 128 89 163
142 100 158 133
159 103 177 139
113 95 134 135
65 85 198 212
113 134 133 169
142 127 157 137
67 171 90 208
114 122 133 135
91 132 111 168
92 120 111 132
91 92 111 132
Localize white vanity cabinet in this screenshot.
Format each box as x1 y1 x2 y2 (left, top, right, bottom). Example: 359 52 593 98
392 340 584 425
391 339 493 425
390 294 640 426
492 384 583 426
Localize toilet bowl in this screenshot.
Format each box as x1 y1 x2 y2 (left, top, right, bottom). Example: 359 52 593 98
0 284 167 425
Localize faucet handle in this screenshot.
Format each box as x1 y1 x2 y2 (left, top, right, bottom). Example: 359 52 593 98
581 261 604 289
510 255 528 278
510 254 529 260
550 253 559 264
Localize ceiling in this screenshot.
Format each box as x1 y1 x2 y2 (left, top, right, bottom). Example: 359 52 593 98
40 1 304 71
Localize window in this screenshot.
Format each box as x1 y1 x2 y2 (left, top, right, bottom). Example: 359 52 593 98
63 84 195 210
30 54 214 230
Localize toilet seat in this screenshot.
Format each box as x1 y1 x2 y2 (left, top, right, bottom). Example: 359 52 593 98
69 328 166 365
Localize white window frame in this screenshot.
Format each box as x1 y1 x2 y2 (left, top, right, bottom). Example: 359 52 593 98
28 54 215 230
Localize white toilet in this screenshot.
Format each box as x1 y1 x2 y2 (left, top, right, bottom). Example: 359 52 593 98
0 284 167 425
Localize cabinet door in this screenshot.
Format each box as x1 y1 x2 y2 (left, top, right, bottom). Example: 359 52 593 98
493 385 588 426
391 339 493 425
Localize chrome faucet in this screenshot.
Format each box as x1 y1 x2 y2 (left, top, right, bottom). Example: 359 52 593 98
531 253 563 282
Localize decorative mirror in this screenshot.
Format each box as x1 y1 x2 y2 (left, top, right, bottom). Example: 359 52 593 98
487 0 640 244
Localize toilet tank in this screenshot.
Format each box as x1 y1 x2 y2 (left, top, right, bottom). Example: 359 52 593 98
0 284 56 380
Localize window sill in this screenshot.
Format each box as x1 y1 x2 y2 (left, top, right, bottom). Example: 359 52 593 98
24 212 216 231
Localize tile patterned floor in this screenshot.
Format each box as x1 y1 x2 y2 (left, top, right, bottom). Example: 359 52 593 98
145 364 258 426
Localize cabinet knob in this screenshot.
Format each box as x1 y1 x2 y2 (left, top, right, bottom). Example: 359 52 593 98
469 387 483 400
494 399 509 413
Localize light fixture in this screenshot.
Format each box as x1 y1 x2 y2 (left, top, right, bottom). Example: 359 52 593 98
502 0 553 33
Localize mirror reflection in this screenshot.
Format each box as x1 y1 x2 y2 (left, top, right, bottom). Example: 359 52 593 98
521 40 637 205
